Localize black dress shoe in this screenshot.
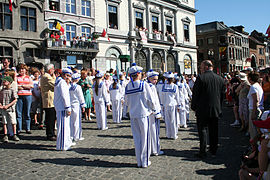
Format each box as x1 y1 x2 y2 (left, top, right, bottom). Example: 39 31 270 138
194 152 207 159
47 136 56 141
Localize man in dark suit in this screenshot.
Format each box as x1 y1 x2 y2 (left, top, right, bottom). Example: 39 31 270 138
191 60 225 158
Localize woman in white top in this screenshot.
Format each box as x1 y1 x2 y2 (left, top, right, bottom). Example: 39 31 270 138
109 75 124 124
92 71 109 130
247 72 264 139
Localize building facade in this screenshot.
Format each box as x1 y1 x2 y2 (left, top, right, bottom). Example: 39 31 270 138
0 0 45 67
196 21 250 73
44 0 98 69
95 0 198 74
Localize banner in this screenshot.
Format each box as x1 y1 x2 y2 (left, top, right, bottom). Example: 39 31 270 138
139 31 147 43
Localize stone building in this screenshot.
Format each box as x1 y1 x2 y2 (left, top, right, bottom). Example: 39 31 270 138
94 0 198 74
196 21 250 73
249 30 270 70
44 0 98 69
0 0 45 67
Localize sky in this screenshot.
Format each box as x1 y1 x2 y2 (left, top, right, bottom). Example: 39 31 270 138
195 0 270 34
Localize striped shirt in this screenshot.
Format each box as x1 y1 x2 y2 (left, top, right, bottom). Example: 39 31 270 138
17 75 32 96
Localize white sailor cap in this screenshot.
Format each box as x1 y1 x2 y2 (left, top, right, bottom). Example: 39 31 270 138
62 68 73 75
72 73 80 80
163 72 168 78
119 72 123 76
147 69 159 78
112 75 118 80
95 71 104 78
167 72 174 79
129 63 143 76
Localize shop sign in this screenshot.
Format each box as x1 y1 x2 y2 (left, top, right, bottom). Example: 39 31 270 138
65 51 85 55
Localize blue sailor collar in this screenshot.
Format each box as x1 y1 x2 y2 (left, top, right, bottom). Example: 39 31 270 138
162 83 176 93
125 80 144 95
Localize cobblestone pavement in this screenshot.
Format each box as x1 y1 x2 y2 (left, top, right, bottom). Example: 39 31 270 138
0 106 249 180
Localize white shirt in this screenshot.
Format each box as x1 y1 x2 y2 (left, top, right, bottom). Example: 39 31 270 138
32 79 41 102
109 83 124 101
54 77 71 112
92 81 109 104
160 83 181 107
149 83 161 115
247 82 264 110
69 82 86 108
125 80 160 119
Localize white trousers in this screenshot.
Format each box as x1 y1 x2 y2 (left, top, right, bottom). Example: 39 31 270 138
122 105 128 118
112 99 122 123
149 114 161 155
95 101 107 130
164 106 178 139
130 116 151 167
56 110 72 150
70 105 82 141
179 109 187 126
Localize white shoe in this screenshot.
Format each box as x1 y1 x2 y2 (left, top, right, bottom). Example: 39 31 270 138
102 127 108 130
183 125 188 128
79 137 85 141
173 136 178 140
230 120 240 126
71 142 76 146
90 113 96 117
142 161 151 168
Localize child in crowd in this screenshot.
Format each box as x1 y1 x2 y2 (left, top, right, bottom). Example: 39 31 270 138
0 76 19 142
70 73 86 141
31 69 41 126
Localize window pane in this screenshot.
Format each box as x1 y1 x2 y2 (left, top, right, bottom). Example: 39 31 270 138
71 5 76 13
0 4 2 12
71 32 75 39
4 4 11 13
71 0 75 3
86 1 90 6
66 4 70 12
29 8 36 17
0 16 2 29
82 7 85 15
21 7 27 15
49 22 54 29
66 32 70 41
71 25 75 31
86 28 90 33
4 15 12 29
82 27 85 33
26 48 33 57
81 0 85 6
29 18 36 32
86 7 90 16
21 17 28 31
4 47 12 56
66 25 70 31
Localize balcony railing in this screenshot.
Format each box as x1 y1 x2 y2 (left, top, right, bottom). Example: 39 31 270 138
46 38 99 51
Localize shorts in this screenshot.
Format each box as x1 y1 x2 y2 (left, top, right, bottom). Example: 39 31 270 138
1 110 16 125
31 101 41 114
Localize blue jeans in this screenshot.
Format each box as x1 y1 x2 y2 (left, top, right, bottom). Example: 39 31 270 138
16 95 32 131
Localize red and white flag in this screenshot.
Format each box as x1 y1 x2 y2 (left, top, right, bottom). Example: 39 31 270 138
101 29 110 41
9 0 13 12
266 24 270 38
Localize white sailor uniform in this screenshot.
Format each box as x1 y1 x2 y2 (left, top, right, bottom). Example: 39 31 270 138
93 81 109 130
160 83 181 139
109 83 124 123
69 82 86 141
54 77 72 150
120 78 129 119
125 80 160 167
177 81 188 127
183 79 192 121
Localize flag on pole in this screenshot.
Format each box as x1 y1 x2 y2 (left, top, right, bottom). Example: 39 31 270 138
9 0 13 12
101 29 110 41
55 22 64 33
116 64 120 79
266 24 270 38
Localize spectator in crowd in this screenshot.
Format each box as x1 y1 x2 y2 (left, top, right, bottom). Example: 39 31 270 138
31 69 41 126
40 64 57 141
191 60 225 158
247 72 264 140
16 64 33 134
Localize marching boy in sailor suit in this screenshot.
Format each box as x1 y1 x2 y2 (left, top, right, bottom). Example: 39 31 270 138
160 72 181 140
124 63 161 168
70 73 86 141
92 71 110 130
109 75 124 124
146 70 164 156
54 68 74 150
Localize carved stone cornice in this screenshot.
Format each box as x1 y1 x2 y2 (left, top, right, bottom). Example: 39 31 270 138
133 2 146 10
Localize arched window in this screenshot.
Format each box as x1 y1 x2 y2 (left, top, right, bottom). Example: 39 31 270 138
135 51 147 70
167 54 175 72
184 54 192 74
152 52 162 71
105 47 121 71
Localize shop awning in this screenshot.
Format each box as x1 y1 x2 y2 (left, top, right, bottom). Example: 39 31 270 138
119 55 130 62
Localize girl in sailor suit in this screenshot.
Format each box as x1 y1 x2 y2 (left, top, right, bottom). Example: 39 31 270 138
146 70 164 156
54 68 73 151
183 78 192 122
70 73 86 141
156 72 168 117
92 71 109 130
119 73 129 119
176 75 188 128
160 72 181 140
125 63 161 168
109 75 124 124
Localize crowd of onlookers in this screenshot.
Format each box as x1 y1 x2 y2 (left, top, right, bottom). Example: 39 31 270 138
223 67 270 180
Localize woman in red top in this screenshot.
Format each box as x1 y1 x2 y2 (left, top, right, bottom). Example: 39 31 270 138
16 64 33 134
